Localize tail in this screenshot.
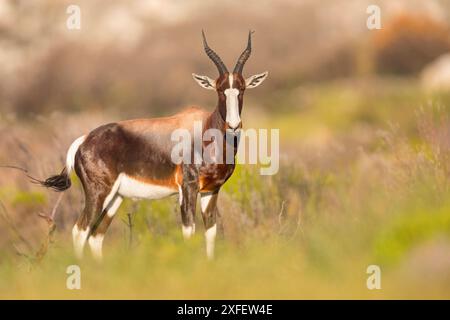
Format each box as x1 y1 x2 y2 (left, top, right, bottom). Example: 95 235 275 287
39 135 86 192
39 168 72 191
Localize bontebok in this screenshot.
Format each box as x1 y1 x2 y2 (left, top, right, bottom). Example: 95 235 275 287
40 31 268 260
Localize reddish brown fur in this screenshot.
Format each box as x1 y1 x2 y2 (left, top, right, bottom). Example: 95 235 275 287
40 31 261 259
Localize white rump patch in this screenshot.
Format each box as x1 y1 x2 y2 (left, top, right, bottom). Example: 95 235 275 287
66 135 86 173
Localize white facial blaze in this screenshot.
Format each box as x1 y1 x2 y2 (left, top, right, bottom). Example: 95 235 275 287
224 74 241 129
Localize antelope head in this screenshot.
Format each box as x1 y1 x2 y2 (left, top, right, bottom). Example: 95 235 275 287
193 30 268 132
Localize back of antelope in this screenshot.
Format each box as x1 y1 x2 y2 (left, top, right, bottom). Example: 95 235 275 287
40 31 268 260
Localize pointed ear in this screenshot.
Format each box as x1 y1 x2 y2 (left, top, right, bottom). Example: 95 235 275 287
192 73 216 90
245 71 268 89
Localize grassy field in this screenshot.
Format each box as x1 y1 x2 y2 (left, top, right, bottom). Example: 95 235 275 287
1 79 450 299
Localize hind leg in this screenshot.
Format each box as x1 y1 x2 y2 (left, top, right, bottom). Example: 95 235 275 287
72 184 97 259
88 193 123 261
72 215 90 259
72 158 118 259
72 189 107 259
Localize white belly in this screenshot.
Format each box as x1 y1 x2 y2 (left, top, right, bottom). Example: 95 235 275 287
117 173 176 200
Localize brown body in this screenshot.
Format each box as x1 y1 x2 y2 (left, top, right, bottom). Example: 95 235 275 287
41 31 268 260
74 105 235 237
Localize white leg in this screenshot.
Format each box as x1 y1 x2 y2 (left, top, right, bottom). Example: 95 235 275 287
72 224 79 250
178 185 183 205
205 224 217 260
182 223 195 240
88 234 104 261
200 192 218 260
72 225 89 259
88 195 123 261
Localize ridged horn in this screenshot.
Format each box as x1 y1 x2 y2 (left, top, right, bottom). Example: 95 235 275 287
202 30 228 75
233 30 254 74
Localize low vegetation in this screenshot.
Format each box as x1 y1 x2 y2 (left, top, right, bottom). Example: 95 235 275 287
1 79 450 299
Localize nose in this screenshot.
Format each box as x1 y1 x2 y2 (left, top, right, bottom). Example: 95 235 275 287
227 122 241 133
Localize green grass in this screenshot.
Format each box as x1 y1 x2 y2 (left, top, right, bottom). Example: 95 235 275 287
251 78 450 142
1 162 450 299
0 187 47 207
375 205 450 265
2 78 450 299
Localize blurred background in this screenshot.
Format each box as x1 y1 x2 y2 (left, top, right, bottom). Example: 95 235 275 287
1 0 450 299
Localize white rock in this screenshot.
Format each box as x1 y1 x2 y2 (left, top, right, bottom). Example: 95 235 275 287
421 53 450 91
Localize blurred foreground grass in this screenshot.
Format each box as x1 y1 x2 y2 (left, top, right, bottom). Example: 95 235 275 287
2 197 450 299
2 165 450 299
1 79 450 299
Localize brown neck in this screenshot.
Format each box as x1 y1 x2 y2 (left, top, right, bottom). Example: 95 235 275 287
206 104 227 133
204 104 241 162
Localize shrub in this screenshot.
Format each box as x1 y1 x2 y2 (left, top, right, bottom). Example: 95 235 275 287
373 14 450 75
